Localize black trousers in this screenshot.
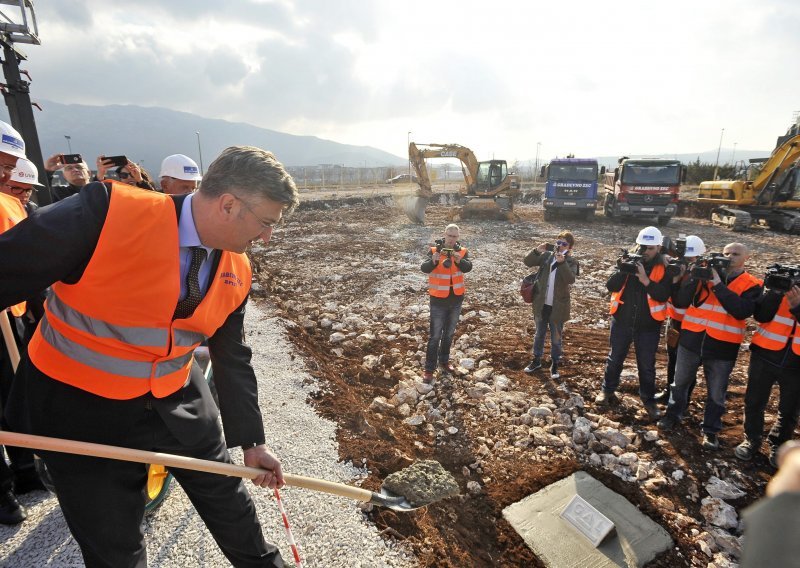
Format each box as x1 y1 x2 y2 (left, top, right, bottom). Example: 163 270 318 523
743 354 800 449
7 356 284 568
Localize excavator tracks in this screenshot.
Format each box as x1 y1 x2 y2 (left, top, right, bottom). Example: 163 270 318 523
710 207 752 232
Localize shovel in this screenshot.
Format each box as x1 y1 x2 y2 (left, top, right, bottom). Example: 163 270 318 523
0 431 421 512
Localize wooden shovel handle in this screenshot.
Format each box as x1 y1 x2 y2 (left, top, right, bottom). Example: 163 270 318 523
0 431 374 503
0 311 20 371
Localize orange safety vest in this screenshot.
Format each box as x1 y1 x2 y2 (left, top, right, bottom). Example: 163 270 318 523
681 272 762 344
609 264 667 321
27 184 252 400
667 302 686 322
0 192 28 317
428 246 467 298
751 295 800 355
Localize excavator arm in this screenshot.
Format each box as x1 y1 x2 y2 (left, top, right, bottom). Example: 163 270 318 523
408 142 480 198
753 134 800 205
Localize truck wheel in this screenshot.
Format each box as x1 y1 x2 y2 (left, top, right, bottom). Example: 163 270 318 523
543 208 555 222
657 216 670 227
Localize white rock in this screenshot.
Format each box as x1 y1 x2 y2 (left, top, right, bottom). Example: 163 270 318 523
527 406 553 417
403 415 425 426
643 430 659 442
618 452 638 466
466 481 481 495
466 382 493 399
705 476 746 500
362 355 380 370
396 403 411 417
700 497 739 529
446 427 459 435
368 397 395 412
672 469 685 481
473 367 494 381
459 358 475 370
595 427 631 449
493 375 511 391
708 527 742 557
415 382 434 395
329 332 346 343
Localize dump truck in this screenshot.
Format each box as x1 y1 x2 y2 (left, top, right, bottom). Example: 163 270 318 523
695 123 800 232
541 157 602 221
602 157 683 226
400 142 520 224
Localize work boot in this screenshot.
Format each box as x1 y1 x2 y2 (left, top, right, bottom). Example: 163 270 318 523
438 362 455 376
594 390 619 405
657 415 678 431
644 404 662 421
550 360 560 380
13 468 46 494
653 389 670 405
702 433 720 450
422 371 434 384
0 490 26 525
734 439 759 461
524 357 542 374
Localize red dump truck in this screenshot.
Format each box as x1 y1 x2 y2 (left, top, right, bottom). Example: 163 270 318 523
602 157 684 226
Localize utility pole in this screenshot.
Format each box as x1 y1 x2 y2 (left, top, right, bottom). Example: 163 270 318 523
712 128 725 181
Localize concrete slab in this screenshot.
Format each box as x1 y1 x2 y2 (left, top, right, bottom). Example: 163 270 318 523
502 471 673 567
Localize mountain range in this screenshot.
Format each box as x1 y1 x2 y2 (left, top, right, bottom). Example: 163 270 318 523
0 100 774 175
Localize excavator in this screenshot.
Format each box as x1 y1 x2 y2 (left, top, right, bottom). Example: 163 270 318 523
696 121 800 232
400 142 520 224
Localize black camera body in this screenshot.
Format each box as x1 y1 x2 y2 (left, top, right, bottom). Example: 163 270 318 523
691 253 731 281
434 239 462 268
764 263 800 293
618 250 644 275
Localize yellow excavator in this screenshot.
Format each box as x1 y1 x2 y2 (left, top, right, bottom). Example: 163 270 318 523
400 142 520 224
696 126 800 232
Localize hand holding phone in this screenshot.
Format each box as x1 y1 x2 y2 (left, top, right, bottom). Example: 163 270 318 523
102 155 128 168
61 153 83 165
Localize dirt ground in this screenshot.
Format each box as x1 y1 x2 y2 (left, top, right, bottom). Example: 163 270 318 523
250 192 795 567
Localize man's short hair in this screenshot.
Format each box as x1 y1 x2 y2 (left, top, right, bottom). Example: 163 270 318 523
557 230 575 249
445 223 460 233
199 146 299 213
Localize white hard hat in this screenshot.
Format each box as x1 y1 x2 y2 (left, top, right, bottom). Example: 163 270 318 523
0 120 26 160
159 154 202 181
684 235 706 257
10 157 42 186
635 226 663 246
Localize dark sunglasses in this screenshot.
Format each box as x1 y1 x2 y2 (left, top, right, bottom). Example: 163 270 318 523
118 172 131 179
556 240 569 247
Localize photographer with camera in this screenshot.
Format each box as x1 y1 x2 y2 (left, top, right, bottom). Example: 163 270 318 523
522 231 578 379
734 265 800 466
655 235 706 405
659 243 762 450
44 153 92 202
420 224 472 383
595 226 672 421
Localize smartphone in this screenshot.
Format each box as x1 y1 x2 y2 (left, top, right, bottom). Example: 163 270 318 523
61 153 83 164
545 243 555 252
103 155 128 167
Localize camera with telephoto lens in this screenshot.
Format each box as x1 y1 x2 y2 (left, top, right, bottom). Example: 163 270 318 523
691 253 731 280
666 237 688 271
435 239 462 268
618 246 645 275
764 263 800 293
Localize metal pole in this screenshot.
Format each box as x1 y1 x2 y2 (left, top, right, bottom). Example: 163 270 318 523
196 131 204 175
64 134 72 153
534 142 541 184
712 128 724 181
731 142 737 164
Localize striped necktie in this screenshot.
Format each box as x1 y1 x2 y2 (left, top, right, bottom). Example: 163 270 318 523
174 247 207 319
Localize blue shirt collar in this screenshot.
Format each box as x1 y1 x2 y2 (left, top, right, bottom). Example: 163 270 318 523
178 193 212 254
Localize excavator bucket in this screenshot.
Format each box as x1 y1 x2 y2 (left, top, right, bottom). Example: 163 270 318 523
400 195 430 224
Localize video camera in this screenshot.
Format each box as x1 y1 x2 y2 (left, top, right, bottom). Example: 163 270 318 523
690 253 731 280
434 239 463 268
617 246 645 275
764 263 800 293
666 237 688 269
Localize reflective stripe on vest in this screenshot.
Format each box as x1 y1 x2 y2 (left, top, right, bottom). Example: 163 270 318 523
681 272 762 344
0 192 27 317
667 302 686 321
428 246 467 298
609 263 667 321
27 183 251 400
752 296 800 355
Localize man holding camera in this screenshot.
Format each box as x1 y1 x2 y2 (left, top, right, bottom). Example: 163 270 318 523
735 275 800 466
595 226 672 421
659 243 762 450
522 231 579 379
44 153 92 202
421 224 472 382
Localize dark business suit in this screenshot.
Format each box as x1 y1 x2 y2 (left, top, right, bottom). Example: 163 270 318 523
0 183 283 568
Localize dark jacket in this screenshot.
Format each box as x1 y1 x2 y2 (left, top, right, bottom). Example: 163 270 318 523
523 249 579 324
46 170 83 202
606 254 672 331
673 270 762 360
750 289 800 369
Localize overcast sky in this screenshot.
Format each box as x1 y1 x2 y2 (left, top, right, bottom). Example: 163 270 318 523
11 0 800 162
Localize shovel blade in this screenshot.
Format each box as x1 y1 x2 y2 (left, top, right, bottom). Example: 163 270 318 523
370 488 418 512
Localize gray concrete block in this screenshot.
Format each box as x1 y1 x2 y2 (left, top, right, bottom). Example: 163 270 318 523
502 471 673 567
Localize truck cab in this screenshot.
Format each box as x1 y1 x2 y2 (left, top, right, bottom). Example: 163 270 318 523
603 158 683 226
542 158 600 221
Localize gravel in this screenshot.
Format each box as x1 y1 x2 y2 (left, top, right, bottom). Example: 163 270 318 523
0 301 417 567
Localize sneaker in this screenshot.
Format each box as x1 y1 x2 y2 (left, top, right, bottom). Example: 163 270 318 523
594 390 619 405
0 490 26 525
702 433 720 450
657 415 678 431
653 389 670 405
524 358 542 374
438 363 455 376
422 371 434 384
734 439 759 461
550 360 560 379
769 446 779 468
644 404 662 421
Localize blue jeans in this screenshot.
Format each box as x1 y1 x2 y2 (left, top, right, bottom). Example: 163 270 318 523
666 345 736 434
600 319 661 405
425 297 463 371
533 305 563 361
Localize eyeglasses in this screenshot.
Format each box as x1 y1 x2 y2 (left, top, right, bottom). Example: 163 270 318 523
7 184 33 194
232 195 277 231
63 165 87 172
118 172 131 179
556 240 569 247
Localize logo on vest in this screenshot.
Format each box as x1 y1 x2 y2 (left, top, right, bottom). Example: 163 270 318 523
220 271 243 287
